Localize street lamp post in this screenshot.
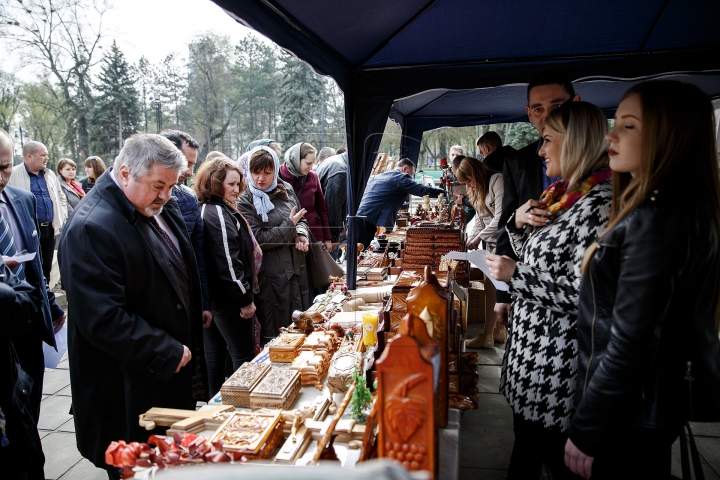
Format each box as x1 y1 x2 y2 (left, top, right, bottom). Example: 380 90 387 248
150 93 162 133
312 105 334 148
13 126 25 166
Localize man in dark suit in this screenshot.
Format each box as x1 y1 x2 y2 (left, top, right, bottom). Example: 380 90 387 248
58 134 208 478
494 70 580 324
0 258 46 480
0 129 66 464
356 158 444 249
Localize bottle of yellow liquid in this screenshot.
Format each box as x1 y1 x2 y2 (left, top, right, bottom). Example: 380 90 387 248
362 312 378 346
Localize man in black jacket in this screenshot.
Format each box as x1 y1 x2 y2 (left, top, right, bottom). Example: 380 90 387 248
59 134 207 478
476 131 515 173
494 70 580 324
316 151 348 259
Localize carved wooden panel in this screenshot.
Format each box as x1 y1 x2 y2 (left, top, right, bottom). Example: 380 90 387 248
377 332 437 479
405 266 450 428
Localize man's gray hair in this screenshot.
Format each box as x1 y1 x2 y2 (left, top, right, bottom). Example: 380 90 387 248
317 147 336 161
114 134 187 179
449 145 464 154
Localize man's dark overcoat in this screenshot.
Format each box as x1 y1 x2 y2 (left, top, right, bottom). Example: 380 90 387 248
58 170 207 469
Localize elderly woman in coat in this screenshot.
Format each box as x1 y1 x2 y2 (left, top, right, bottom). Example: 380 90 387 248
238 146 312 344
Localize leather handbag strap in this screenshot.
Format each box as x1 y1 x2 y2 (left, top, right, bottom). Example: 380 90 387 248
680 422 704 480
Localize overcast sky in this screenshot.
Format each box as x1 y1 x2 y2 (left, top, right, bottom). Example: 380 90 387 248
105 0 263 64
2 0 271 76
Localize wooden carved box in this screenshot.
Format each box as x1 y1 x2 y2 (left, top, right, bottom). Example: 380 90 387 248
290 350 330 389
269 333 305 363
300 330 340 355
220 363 271 407
249 367 302 410
376 331 437 479
209 411 283 460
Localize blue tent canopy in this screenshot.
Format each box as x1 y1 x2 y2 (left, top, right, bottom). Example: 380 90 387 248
391 71 720 161
212 0 720 286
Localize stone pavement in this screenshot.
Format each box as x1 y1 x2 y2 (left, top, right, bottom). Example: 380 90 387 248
39 321 720 479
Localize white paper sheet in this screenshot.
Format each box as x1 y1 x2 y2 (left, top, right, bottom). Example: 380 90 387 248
442 250 510 291
3 251 36 263
43 323 68 369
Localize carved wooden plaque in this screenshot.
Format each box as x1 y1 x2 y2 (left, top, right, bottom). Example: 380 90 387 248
376 332 437 479
405 266 450 428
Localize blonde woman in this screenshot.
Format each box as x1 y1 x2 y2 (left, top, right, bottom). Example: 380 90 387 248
485 102 612 479
454 157 505 349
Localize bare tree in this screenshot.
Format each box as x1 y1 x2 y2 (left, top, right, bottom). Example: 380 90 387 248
0 0 109 157
0 71 21 132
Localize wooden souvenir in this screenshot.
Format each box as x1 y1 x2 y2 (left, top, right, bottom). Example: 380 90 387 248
366 267 388 282
313 383 356 463
269 333 305 363
210 411 283 460
376 327 437 479
250 367 302 410
138 405 234 432
290 350 330 389
391 270 424 312
327 351 363 395
405 266 451 428
300 330 340 355
275 423 312 463
358 403 379 462
220 363 271 407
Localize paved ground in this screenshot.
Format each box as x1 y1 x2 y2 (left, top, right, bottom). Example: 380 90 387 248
39 321 720 479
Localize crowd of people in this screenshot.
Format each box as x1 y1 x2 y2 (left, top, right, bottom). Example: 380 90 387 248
1 68 719 480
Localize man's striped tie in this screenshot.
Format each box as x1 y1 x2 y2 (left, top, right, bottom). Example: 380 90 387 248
0 212 24 280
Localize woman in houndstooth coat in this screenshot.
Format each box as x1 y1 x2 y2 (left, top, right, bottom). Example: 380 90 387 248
486 102 612 479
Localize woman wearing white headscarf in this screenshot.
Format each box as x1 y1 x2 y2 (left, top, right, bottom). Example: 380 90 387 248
237 146 312 344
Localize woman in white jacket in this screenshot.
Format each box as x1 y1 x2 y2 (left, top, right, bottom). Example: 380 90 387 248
455 157 505 349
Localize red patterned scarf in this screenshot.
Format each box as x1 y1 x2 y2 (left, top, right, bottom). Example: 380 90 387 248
540 168 611 220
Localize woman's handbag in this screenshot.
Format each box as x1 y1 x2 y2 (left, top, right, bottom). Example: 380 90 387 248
307 233 344 289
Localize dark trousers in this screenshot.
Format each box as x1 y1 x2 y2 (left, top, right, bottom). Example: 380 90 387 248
203 319 227 396
212 302 255 372
507 413 582 480
590 427 678 479
12 334 44 425
38 224 54 281
356 218 377 251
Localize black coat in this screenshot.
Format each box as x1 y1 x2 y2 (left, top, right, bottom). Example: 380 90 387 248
200 200 255 308
496 140 545 302
316 152 348 243
58 170 208 468
0 259 44 480
482 144 516 173
568 189 720 457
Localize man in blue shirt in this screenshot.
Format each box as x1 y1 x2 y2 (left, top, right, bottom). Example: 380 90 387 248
8 141 67 280
356 158 444 249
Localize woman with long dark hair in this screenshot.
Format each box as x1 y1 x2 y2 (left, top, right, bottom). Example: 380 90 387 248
80 155 106 193
455 157 506 349
486 101 612 479
565 81 720 479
